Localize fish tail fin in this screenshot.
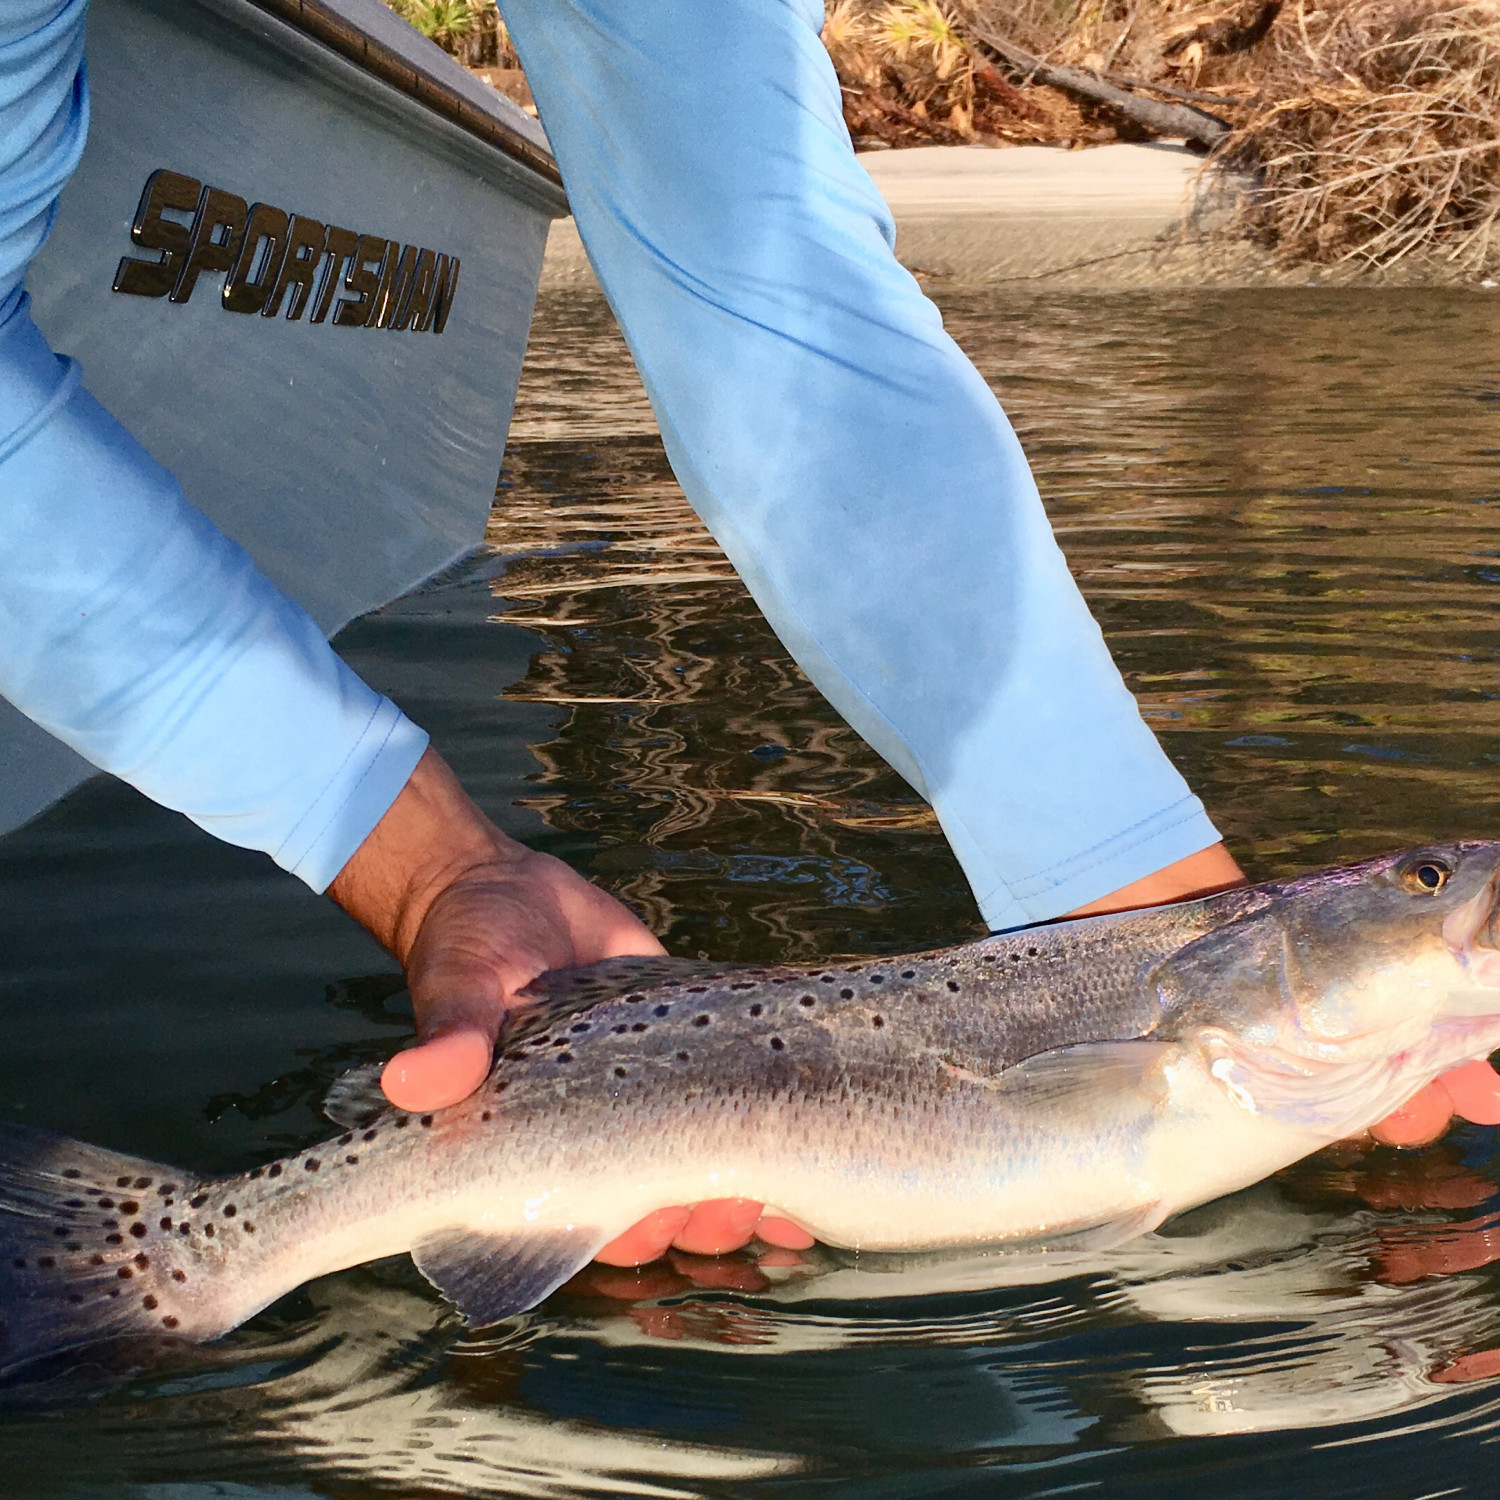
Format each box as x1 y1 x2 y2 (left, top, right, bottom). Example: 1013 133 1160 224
0 1120 210 1374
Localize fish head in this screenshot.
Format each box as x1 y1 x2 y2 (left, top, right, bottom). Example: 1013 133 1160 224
1153 842 1500 1133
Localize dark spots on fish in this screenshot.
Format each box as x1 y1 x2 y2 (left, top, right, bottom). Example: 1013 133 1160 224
63 1199 85 1210
223 1205 236 1217
267 1164 282 1178
163 1316 179 1329
142 1295 158 1310
188 1195 207 1209
101 1220 118 1231
530 1036 551 1048
626 993 645 1003
873 1015 886 1029
117 1266 132 1280
204 1224 215 1238
249 1168 263 1180
134 1253 149 1269
62 1169 80 1180
108 1288 120 1299
558 1052 574 1063
133 1177 151 1190
770 1037 785 1051
947 980 960 992
614 1067 627 1078
493 1080 507 1094
677 1051 690 1062
552 1038 568 1049
901 970 916 980
244 1223 255 1234
631 1022 648 1033
130 1223 147 1239
105 1234 122 1246
731 983 755 991
171 1269 186 1282
694 1015 711 1027
480 1112 492 1123
687 986 707 993
119 1200 139 1215
158 1183 176 1196
840 988 854 1000
37 1257 54 1270
116 1177 131 1189
419 1116 433 1128
304 1158 321 1171
653 1005 670 1017
363 1130 378 1141
345 1155 359 1166
160 1218 172 1231
178 1225 190 1236
504 1049 526 1062
1027 947 1038 957
1010 953 1022 963
869 974 885 984
98 1198 114 1210
982 955 996 965
749 1004 764 1018
798 996 815 1008
65 1243 80 1252
612 1025 628 1035
395 1117 410 1129
90 1254 104 1266
820 975 836 984
52 1227 68 1239
338 1134 354 1147
572 1021 592 1033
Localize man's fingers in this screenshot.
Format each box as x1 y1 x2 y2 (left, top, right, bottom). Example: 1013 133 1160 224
1438 1059 1500 1125
381 1029 493 1112
756 1216 816 1250
595 1207 693 1267
1370 1078 1454 1147
672 1199 764 1256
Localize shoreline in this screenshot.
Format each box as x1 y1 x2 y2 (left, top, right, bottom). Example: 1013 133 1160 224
538 142 1496 293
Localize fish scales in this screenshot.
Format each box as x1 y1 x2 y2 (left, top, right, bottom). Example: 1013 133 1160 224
3 844 1500 1373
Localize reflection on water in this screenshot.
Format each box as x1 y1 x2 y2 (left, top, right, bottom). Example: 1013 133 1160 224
5 286 1500 1494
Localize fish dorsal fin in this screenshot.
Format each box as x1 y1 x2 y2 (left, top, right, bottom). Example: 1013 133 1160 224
411 1226 602 1325
506 956 752 1041
324 1062 390 1129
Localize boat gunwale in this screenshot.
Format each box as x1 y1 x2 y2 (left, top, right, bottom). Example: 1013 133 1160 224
240 0 564 192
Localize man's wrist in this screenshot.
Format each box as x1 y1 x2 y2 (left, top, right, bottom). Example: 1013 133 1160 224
327 747 525 960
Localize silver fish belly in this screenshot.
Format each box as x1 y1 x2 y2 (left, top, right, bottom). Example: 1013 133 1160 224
4 840 1500 1373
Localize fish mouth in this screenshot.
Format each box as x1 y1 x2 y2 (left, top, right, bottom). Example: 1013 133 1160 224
1443 857 1500 987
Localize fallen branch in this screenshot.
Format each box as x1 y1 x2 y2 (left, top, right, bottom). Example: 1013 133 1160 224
968 22 1234 148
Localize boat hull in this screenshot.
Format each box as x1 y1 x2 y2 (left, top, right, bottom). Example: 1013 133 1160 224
3 0 567 836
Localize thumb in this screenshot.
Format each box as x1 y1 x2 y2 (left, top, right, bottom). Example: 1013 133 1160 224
381 1029 494 1112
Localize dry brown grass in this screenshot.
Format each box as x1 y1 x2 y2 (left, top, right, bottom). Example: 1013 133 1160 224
1218 0 1500 269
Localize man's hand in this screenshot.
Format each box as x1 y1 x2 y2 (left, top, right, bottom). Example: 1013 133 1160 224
328 748 667 1109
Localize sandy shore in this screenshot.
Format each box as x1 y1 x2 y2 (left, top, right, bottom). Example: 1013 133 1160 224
538 141 1244 290
537 140 1490 291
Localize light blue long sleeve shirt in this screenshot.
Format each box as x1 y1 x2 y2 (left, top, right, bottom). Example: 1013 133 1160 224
0 0 1220 925
0 0 427 892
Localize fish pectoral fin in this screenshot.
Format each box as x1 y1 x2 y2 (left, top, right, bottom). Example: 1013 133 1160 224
323 1062 390 1130
993 1040 1175 1113
411 1226 603 1326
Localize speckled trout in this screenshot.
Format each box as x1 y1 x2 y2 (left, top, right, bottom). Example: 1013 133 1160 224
6 842 1500 1372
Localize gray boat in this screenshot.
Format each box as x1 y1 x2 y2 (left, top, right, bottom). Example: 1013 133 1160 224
2 0 568 836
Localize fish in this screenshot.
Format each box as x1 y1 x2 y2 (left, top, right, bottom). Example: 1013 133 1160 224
4 840 1500 1374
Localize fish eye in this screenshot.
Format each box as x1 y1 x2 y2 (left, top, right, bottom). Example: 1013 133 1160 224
1399 857 1452 894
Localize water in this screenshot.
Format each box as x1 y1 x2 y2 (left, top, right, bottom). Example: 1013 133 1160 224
4 285 1500 1496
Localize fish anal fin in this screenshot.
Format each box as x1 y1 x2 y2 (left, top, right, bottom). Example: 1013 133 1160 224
323 1062 391 1130
411 1226 602 1325
1032 1198 1169 1253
